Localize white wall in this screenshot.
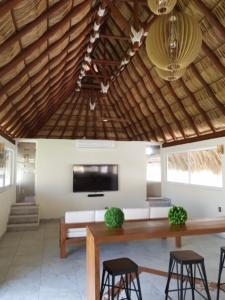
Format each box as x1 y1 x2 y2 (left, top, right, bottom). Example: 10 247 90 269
36 139 148 219
0 136 16 237
161 137 225 219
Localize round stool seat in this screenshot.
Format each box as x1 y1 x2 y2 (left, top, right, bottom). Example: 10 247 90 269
171 250 204 264
103 257 138 275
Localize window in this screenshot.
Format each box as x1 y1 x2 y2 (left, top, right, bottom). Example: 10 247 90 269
167 146 223 188
0 149 14 189
147 155 161 182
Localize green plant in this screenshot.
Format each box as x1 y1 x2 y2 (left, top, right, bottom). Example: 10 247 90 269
104 207 124 229
168 206 187 225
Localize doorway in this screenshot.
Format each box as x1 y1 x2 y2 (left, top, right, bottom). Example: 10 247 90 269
16 142 36 203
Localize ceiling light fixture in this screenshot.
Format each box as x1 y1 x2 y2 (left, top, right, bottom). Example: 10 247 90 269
148 0 177 15
146 12 202 72
155 67 186 81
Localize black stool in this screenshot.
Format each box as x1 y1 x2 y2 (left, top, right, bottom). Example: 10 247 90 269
165 250 211 300
217 247 225 299
100 257 142 299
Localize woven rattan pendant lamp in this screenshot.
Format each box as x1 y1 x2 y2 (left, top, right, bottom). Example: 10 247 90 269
148 0 177 15
146 12 202 71
155 67 186 81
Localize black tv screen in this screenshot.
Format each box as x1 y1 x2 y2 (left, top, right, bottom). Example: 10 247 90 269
73 165 118 192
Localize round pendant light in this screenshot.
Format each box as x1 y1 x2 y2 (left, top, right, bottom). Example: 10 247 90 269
155 67 186 81
146 12 202 70
148 0 177 15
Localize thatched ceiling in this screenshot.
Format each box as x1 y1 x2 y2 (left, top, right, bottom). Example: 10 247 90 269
0 0 225 145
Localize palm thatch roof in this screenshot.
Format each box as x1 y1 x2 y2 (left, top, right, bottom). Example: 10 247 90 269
0 0 225 146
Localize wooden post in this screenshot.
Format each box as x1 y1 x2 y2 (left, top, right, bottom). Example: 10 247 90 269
87 227 100 300
60 222 67 258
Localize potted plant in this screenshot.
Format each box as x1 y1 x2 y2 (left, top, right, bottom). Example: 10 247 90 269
168 206 187 226
104 207 124 229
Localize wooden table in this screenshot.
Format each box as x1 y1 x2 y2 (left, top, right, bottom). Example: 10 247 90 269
86 217 225 300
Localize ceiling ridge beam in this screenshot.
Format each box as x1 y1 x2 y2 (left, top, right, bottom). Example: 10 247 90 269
99 33 160 141
96 44 147 140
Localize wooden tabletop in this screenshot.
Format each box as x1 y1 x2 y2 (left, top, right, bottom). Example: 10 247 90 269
88 217 225 244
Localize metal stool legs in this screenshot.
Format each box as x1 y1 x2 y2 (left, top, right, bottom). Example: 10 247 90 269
217 247 225 300
165 255 211 300
100 270 142 299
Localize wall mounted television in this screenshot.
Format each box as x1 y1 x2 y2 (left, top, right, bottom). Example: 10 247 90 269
73 164 118 192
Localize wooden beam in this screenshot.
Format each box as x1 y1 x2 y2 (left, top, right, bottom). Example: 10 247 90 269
190 64 225 117
28 85 75 137
72 93 86 139
0 129 15 144
100 34 130 41
92 59 120 65
0 19 91 98
192 0 225 40
60 94 81 138
179 78 216 133
96 45 144 140
202 42 225 77
163 130 225 147
0 0 92 77
106 92 134 140
135 53 182 141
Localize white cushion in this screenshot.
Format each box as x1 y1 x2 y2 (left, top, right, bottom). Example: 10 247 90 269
95 210 106 222
65 210 95 223
150 207 170 219
122 208 150 220
67 228 86 238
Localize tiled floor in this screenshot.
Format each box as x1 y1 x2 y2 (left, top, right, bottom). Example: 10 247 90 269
0 220 224 299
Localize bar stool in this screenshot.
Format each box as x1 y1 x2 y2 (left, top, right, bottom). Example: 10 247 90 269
100 257 142 299
217 247 225 299
165 250 211 299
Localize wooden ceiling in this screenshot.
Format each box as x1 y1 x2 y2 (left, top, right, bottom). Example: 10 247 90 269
0 0 225 146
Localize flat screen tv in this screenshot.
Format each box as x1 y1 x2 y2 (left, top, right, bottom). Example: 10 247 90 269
73 164 118 192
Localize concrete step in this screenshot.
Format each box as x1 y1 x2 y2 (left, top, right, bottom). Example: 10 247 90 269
8 214 39 224
12 202 36 207
7 222 39 232
11 206 39 215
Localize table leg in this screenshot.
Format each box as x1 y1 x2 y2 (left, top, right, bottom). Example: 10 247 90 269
175 236 182 248
87 227 100 300
60 223 67 258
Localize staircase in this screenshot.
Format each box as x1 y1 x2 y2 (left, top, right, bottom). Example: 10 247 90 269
7 203 39 231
